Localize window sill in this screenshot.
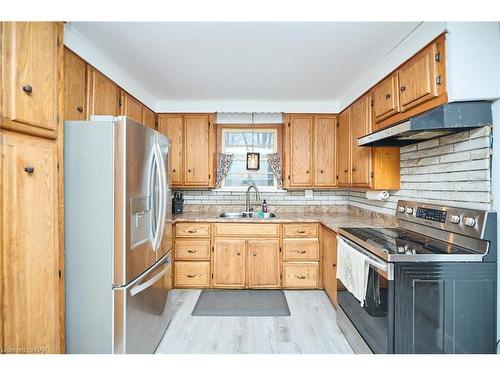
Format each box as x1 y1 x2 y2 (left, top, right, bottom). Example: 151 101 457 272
214 187 288 193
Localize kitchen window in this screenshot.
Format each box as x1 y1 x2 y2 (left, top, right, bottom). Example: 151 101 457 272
219 125 281 190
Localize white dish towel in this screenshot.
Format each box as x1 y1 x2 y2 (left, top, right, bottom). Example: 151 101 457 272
337 237 370 306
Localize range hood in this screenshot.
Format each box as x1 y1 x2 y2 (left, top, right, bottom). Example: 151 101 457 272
358 101 492 147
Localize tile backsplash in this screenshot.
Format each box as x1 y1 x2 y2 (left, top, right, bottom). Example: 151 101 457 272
174 127 493 216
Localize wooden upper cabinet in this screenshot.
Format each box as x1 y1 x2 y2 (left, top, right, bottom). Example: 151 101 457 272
336 109 351 186
213 239 246 288
1 22 63 138
247 240 281 288
287 116 313 187
184 114 212 187
119 91 143 124
63 48 87 121
350 94 372 187
86 66 119 117
158 114 184 187
398 41 440 112
142 107 156 129
1 132 62 353
314 115 337 187
372 72 400 125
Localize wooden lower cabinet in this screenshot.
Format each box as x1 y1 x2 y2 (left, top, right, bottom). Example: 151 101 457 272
1 131 63 353
247 240 281 288
175 262 210 287
321 226 338 306
282 263 319 289
213 239 246 288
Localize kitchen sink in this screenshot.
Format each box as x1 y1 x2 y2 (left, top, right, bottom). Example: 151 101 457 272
219 212 277 219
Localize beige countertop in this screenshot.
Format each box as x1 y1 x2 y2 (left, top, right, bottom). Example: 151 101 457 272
172 208 395 233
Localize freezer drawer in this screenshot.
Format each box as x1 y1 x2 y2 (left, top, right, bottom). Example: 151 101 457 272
113 251 173 354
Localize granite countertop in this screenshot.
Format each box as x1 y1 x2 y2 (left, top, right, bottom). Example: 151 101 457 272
172 208 395 233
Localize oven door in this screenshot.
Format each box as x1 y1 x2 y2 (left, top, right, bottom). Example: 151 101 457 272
336 236 395 354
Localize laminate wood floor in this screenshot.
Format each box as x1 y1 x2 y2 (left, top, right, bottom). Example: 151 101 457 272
156 289 354 354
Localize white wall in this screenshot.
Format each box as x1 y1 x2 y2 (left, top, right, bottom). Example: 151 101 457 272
63 23 156 110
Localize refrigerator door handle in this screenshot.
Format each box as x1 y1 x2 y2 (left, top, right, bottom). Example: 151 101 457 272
151 136 167 252
129 264 170 297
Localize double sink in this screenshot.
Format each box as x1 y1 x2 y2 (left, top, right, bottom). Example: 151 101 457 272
219 212 277 219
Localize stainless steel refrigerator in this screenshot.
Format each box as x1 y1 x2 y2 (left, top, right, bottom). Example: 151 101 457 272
64 116 173 353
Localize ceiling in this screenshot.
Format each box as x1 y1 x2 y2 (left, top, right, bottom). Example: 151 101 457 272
71 22 422 103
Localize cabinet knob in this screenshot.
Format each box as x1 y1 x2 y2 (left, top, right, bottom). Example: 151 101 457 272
344 169 348 173
352 168 356 172
305 170 310 174
22 84 33 94
400 86 406 92
77 106 84 113
252 251 257 256
24 166 35 174
188 169 192 173
236 252 241 256
385 93 391 99
172 168 176 172
320 169 324 174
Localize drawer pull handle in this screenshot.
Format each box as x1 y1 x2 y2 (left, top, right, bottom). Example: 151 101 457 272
187 250 197 253
188 229 197 233
187 274 197 278
297 250 307 254
24 166 35 174
22 84 33 94
296 274 306 279
296 230 306 234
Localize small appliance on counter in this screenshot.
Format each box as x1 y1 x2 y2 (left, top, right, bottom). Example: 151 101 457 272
172 192 184 214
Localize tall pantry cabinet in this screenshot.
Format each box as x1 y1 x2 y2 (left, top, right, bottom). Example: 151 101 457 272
1 22 65 353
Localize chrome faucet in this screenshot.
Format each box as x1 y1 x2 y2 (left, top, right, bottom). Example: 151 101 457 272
245 184 260 212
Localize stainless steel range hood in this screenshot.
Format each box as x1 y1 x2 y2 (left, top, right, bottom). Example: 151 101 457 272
358 101 492 147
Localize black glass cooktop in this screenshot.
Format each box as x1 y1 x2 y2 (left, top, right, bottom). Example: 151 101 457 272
339 227 483 257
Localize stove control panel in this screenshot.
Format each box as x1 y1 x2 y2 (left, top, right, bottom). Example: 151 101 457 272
416 207 447 223
396 200 488 239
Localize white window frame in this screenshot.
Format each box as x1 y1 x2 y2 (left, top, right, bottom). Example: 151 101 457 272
218 127 283 192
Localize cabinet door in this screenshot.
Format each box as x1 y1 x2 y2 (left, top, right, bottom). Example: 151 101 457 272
213 239 246 287
314 116 337 186
398 42 439 112
372 72 400 125
184 114 211 186
1 132 62 353
1 22 62 138
288 116 313 187
119 91 143 124
142 107 156 129
247 240 281 288
158 115 184 186
322 227 337 306
86 66 119 117
63 48 87 121
336 109 351 186
350 95 372 187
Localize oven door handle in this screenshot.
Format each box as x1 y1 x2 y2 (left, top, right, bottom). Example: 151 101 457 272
339 236 394 280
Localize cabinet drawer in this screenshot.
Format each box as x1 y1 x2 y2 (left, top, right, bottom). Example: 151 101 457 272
282 239 319 261
214 223 280 238
174 261 210 287
283 223 318 238
175 239 211 260
282 263 319 289
176 223 211 237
